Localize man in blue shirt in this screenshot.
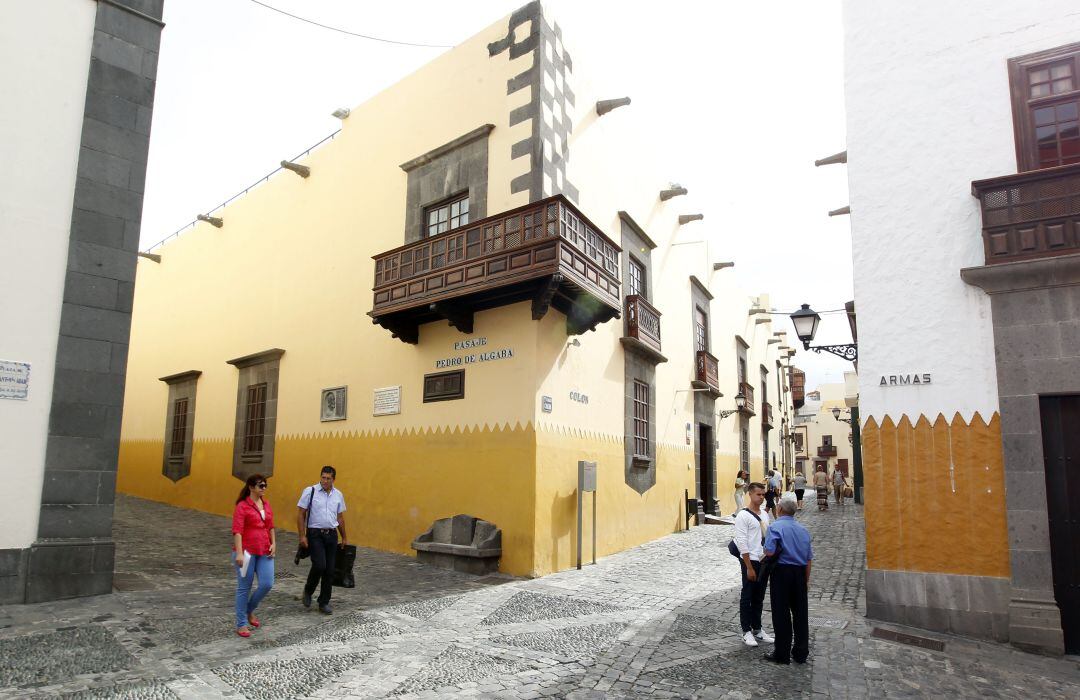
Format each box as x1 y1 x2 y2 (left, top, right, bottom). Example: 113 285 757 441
762 497 813 664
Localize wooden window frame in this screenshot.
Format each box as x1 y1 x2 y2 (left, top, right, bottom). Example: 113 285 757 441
740 419 750 471
423 369 465 402
424 192 470 238
633 380 651 459
1008 42 1080 172
242 383 268 455
628 255 647 300
694 306 709 353
822 434 833 447
170 397 189 457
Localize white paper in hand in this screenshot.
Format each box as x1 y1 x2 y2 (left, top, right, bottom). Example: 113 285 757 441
239 550 252 577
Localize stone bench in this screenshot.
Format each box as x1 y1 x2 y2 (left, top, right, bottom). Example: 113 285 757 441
411 514 502 575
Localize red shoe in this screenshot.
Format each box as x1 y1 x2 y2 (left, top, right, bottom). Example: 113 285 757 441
247 615 261 628
236 627 251 638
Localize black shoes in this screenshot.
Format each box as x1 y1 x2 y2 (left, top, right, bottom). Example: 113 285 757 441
319 604 333 615
762 652 790 665
302 591 312 608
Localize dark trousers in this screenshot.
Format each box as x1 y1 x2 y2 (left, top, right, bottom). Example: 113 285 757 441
770 563 810 662
305 529 338 606
739 559 767 633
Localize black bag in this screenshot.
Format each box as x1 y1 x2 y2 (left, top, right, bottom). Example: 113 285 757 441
294 486 315 565
728 508 761 557
332 544 357 588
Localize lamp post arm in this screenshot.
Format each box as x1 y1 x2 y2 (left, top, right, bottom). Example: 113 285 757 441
808 343 857 363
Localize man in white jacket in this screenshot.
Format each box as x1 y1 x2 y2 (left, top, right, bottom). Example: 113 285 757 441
734 482 775 647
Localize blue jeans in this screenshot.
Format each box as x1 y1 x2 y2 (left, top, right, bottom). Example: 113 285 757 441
234 552 274 628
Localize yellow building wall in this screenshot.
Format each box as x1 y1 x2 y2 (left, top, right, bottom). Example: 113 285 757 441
861 413 1009 578
118 422 538 575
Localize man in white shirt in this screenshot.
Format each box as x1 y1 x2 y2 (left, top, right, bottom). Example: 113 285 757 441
734 482 775 647
297 465 348 614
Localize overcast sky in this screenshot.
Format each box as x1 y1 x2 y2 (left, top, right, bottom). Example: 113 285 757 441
141 0 854 388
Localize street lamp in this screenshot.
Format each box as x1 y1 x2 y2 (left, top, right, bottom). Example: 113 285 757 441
831 407 853 424
789 303 857 363
718 393 747 420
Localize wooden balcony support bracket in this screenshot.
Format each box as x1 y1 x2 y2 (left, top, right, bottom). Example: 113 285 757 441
430 301 474 334
371 315 419 345
532 273 562 321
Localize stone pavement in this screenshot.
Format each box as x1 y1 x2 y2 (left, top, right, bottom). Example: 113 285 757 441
1 494 1078 699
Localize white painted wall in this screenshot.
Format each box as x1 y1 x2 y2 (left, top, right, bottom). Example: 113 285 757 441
0 0 96 550
843 0 1080 422
793 383 853 476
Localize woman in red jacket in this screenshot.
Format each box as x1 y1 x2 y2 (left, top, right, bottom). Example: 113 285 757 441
232 473 275 637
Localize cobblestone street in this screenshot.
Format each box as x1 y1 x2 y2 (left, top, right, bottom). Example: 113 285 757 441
0 494 1077 699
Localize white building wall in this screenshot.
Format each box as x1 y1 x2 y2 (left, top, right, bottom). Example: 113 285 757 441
0 0 96 550
844 0 1080 422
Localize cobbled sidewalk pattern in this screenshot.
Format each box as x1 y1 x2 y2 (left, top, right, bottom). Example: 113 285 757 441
0 493 1078 698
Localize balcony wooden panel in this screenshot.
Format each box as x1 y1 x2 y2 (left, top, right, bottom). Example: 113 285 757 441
738 381 756 416
818 445 837 457
370 196 621 343
625 295 662 352
972 163 1080 265
692 350 720 396
762 401 774 429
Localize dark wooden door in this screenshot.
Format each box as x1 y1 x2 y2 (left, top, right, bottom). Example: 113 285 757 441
698 424 714 514
1040 395 1080 654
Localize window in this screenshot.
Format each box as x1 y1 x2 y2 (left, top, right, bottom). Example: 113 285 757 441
1009 43 1080 171
794 433 804 451
424 369 465 402
694 306 708 352
243 383 267 454
740 420 750 471
738 357 747 384
425 193 469 237
628 257 646 299
170 398 188 456
822 434 833 447
760 366 768 403
762 434 769 471
633 380 650 458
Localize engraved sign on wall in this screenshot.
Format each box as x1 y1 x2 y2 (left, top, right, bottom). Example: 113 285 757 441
321 386 347 421
373 385 401 416
0 360 30 400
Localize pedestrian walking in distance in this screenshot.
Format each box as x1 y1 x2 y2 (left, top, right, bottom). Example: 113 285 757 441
792 471 806 511
762 497 813 665
733 470 747 514
231 473 275 638
733 482 775 647
764 470 780 519
297 465 348 614
832 466 846 505
814 465 829 511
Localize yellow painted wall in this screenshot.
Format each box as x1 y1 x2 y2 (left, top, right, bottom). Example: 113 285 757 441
861 413 1009 577
118 422 538 575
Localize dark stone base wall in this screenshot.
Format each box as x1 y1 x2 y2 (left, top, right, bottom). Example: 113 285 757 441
865 568 1011 642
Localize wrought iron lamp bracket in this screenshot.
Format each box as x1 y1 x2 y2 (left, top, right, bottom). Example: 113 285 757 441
805 342 857 363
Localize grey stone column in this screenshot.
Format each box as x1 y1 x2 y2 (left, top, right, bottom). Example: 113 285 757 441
962 255 1080 655
24 0 165 603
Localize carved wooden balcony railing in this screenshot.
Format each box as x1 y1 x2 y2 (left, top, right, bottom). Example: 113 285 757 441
818 445 838 458
972 163 1080 265
370 195 621 343
738 381 756 416
624 295 662 355
692 350 720 396
762 401 774 429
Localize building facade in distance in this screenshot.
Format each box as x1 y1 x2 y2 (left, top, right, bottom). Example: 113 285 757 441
117 2 793 577
844 0 1080 654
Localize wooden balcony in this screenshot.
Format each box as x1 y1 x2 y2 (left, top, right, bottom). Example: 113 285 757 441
370 195 621 343
692 350 720 397
762 401 774 429
738 381 755 416
620 295 665 363
972 163 1080 265
818 445 837 458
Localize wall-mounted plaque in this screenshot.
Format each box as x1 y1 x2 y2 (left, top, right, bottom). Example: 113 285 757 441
373 385 401 416
423 370 464 402
321 386 347 421
541 395 553 413
0 360 30 400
